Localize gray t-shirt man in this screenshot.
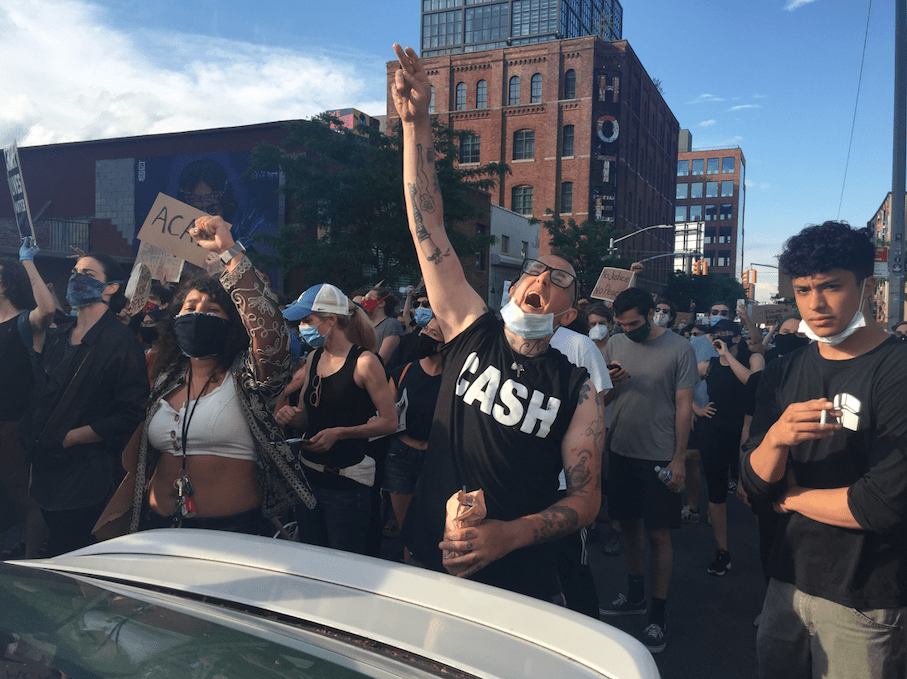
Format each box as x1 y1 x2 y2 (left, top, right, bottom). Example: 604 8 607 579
603 331 699 461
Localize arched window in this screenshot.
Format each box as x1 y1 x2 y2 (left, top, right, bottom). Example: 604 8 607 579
561 182 573 213
455 82 466 111
512 186 534 215
513 129 535 160
562 124 575 157
564 69 576 99
509 76 520 105
530 73 542 103
429 85 435 114
476 80 487 109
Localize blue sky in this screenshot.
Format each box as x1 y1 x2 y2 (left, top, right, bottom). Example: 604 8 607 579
0 0 899 301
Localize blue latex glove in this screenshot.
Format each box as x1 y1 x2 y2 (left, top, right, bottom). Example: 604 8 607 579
19 236 39 261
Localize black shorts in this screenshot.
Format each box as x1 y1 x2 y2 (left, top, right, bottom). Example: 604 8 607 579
607 452 681 529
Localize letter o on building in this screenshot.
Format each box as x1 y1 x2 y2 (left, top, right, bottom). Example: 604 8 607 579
596 116 619 143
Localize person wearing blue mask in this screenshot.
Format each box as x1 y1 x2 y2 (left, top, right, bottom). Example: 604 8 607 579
742 221 907 679
277 283 397 554
19 252 149 557
385 288 433 372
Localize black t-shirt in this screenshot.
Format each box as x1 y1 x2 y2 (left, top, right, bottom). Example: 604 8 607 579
0 314 34 421
391 360 441 442
404 313 588 594
741 337 907 608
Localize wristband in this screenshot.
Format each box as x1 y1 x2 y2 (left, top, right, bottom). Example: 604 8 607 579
219 242 246 264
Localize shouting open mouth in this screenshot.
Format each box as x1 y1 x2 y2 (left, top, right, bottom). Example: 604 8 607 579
525 292 542 309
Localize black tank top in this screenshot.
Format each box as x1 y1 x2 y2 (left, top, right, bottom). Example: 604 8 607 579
704 356 746 431
303 345 376 470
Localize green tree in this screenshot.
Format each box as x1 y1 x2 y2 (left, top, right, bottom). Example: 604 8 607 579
248 114 506 293
661 270 747 314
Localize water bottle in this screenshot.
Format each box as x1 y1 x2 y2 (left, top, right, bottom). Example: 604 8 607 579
654 466 672 484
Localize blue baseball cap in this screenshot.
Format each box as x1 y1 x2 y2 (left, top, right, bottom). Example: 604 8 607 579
282 284 349 322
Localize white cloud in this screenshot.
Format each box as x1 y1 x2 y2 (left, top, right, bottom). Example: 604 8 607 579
727 104 762 112
744 180 771 190
784 0 819 10
698 119 716 127
688 93 726 104
753 93 769 99
0 0 388 148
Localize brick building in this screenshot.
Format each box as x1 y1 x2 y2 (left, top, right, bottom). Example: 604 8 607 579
387 35 680 284
673 139 746 279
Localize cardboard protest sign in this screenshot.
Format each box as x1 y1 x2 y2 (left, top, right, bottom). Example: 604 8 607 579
121 263 153 318
752 304 796 328
136 193 231 268
135 241 184 283
3 141 36 240
590 267 636 302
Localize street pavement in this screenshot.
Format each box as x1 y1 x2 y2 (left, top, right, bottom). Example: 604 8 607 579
588 486 766 679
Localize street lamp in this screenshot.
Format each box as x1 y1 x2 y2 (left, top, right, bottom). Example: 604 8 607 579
608 223 674 254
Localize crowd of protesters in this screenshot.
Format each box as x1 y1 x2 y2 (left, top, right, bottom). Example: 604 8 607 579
1 44 904 677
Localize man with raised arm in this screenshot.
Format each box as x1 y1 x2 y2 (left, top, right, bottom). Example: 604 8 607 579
391 44 602 602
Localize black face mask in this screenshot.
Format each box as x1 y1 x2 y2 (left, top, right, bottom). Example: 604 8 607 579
173 312 232 358
417 332 441 358
774 333 809 355
139 326 159 345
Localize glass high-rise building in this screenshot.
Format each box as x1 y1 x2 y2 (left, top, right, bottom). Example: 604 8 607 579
421 0 622 57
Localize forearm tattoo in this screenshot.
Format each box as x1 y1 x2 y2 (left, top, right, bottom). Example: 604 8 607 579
407 182 450 266
416 144 436 213
532 505 579 544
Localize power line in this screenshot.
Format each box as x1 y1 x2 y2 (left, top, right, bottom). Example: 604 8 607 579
838 0 874 219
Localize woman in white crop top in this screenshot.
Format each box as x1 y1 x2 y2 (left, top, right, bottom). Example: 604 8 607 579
94 216 315 538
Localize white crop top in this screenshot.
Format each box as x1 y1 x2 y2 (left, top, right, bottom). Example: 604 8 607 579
148 373 257 462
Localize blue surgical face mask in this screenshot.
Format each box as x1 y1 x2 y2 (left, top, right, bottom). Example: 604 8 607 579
414 306 433 328
500 299 555 339
709 314 725 326
66 272 110 309
298 318 329 348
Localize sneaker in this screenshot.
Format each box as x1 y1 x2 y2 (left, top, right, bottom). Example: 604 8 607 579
707 549 732 576
640 623 666 653
727 480 738 494
599 593 647 617
603 529 622 556
681 505 700 524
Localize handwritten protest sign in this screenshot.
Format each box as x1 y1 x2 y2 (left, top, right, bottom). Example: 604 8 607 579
136 193 231 268
3 141 36 240
752 304 795 328
590 267 636 302
121 263 153 318
135 241 184 283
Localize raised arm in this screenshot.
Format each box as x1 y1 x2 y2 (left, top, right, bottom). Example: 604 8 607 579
19 237 55 352
392 44 485 341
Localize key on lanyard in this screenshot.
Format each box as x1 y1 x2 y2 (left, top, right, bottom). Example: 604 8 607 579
179 472 194 497
180 494 197 518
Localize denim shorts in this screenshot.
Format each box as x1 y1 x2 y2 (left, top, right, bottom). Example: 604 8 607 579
382 437 426 494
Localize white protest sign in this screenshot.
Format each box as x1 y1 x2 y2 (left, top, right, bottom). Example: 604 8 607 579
121 263 153 318
3 141 36 240
135 241 184 283
590 267 636 302
136 193 231 268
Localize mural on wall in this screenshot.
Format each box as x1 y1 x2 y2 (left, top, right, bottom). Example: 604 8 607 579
134 151 280 252
593 71 620 223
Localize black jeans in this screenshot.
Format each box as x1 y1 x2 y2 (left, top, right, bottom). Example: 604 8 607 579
41 498 108 557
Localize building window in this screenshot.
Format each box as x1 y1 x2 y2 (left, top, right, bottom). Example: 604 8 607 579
676 183 688 200
722 156 735 174
512 185 533 214
717 250 731 267
561 181 573 213
707 157 719 175
455 82 466 110
692 158 704 175
513 129 535 160
429 86 435 113
675 205 687 222
719 203 733 220
461 133 481 163
690 182 703 199
500 234 510 253
677 160 689 177
689 204 703 221
720 180 734 197
476 79 487 109
422 9 463 50
464 3 508 44
476 223 487 270
704 227 716 244
564 69 576 99
509 76 520 105
521 240 529 257
530 73 542 103
705 204 718 221
718 227 732 244
562 124 574 156
706 181 719 198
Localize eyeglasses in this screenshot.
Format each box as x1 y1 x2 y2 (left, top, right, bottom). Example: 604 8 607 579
414 300 431 309
521 259 576 289
309 374 322 408
656 307 671 313
709 309 731 316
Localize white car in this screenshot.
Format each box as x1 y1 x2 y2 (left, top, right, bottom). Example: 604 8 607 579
1 529 660 678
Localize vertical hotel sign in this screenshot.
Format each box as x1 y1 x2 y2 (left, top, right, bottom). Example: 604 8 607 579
3 141 36 240
593 71 620 223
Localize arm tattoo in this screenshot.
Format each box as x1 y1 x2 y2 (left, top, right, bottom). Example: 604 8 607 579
408 182 451 266
415 144 436 213
564 450 593 492
577 382 591 405
532 505 579 544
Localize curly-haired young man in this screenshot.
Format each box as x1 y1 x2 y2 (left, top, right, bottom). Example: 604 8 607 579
741 221 907 679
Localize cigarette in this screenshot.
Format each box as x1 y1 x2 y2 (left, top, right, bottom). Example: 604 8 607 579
820 409 827 429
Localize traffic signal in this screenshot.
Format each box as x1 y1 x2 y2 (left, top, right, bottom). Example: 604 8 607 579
701 260 708 275
742 270 750 285
693 260 701 275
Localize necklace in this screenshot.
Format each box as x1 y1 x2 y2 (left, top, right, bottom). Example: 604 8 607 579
172 362 217 525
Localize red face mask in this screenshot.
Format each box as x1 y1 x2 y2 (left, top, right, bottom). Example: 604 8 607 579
360 294 388 316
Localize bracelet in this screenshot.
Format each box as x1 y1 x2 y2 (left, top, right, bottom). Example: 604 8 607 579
219 242 246 264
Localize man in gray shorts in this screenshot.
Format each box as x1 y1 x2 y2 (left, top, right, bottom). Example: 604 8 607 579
599 287 698 653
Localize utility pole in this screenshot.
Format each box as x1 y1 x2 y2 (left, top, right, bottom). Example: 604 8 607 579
889 0 906 324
